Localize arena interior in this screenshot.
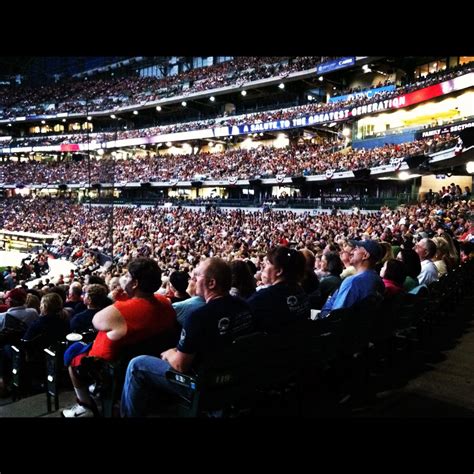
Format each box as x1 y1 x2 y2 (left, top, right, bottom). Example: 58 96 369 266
0 55 473 419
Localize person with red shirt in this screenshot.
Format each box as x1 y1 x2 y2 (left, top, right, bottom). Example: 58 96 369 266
380 258 407 298
62 257 177 418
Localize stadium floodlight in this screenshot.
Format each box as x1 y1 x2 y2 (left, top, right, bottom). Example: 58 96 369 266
398 171 410 180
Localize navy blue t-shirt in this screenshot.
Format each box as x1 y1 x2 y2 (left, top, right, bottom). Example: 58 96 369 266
23 314 69 346
247 282 310 332
177 294 255 357
69 308 100 333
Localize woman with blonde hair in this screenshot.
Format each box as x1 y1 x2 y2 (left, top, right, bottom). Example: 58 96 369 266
375 241 394 273
25 293 41 313
438 231 459 270
431 236 450 277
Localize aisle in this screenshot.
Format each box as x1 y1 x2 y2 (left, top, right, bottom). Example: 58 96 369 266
357 294 474 417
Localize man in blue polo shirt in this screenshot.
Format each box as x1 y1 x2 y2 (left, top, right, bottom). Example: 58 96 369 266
320 239 384 318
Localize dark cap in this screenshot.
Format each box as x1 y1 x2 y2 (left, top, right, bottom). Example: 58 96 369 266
169 271 190 293
349 239 382 261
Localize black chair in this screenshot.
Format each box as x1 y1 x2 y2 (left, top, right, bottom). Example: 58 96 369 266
10 334 46 401
164 330 302 417
317 294 383 405
79 327 180 417
43 328 98 412
0 314 27 346
44 340 69 412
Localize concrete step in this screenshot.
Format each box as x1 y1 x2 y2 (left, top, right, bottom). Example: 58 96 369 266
0 390 76 418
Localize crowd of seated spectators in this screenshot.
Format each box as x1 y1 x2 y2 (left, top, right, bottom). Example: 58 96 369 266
1 195 472 286
1 194 473 412
0 57 326 119
0 59 471 122
1 59 471 158
0 135 458 185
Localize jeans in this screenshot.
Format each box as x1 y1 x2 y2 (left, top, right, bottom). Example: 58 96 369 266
121 355 190 417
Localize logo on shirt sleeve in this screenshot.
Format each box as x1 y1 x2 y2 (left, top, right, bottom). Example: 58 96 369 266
217 317 230 335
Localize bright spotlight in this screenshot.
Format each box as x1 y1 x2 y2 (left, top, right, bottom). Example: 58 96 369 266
398 171 410 180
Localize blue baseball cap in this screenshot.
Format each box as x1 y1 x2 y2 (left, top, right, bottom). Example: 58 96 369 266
349 239 382 261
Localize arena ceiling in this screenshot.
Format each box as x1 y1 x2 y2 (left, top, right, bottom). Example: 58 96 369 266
0 56 131 80
0 56 35 76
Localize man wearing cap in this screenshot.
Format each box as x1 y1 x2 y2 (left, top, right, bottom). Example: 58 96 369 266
0 288 39 330
320 239 384 318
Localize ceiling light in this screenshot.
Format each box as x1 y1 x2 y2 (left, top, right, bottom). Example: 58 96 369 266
209 96 215 102
110 114 116 119
156 106 162 111
466 161 474 174
241 90 247 96
278 83 285 89
181 101 187 107
133 110 138 115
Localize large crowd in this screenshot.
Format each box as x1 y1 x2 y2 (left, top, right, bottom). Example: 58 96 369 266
1 194 472 281
0 59 471 128
0 194 472 415
2 59 472 155
0 56 473 418
0 56 326 119
0 135 457 185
